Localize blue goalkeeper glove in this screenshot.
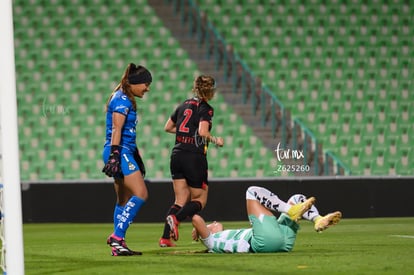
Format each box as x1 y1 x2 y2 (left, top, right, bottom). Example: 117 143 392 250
102 145 121 177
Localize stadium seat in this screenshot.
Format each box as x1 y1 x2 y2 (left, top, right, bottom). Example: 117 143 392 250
14 0 413 178
196 0 412 176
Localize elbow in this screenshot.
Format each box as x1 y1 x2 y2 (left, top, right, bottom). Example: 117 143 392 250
164 126 174 133
198 128 209 138
164 119 176 133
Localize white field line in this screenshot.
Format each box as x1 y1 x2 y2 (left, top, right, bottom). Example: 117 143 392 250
389 235 414 239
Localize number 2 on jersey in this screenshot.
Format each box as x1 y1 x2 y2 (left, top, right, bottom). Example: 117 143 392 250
178 109 192 133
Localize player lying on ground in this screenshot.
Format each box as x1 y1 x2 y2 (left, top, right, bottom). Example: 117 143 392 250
191 186 342 253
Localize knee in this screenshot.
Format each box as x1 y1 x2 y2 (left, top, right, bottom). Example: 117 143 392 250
141 192 148 201
135 187 148 201
174 191 191 206
135 184 148 200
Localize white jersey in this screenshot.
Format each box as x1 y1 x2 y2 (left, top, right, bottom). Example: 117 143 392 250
201 228 253 253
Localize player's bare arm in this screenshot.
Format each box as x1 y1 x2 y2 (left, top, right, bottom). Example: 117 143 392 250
198 121 224 147
164 118 176 134
191 214 210 240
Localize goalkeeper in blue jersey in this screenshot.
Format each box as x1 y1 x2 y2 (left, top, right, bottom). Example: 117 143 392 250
191 186 342 253
102 63 152 256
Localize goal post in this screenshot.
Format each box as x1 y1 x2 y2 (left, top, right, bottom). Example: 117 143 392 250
0 0 25 274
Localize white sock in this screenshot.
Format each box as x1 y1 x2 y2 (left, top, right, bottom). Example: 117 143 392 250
304 205 320 221
246 186 290 213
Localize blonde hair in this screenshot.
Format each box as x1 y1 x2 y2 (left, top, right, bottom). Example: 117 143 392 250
192 75 216 101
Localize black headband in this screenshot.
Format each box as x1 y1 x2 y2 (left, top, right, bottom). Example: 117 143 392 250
128 67 152 84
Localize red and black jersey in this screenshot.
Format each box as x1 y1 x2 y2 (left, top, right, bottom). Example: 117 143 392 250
170 97 214 154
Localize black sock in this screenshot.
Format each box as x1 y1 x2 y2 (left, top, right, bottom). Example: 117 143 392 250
162 204 181 239
175 201 202 222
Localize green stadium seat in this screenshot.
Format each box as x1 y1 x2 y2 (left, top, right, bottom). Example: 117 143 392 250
14 0 413 178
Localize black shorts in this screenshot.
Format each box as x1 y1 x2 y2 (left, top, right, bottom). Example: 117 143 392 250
170 150 208 189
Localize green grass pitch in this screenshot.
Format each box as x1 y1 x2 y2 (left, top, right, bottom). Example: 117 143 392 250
23 217 414 274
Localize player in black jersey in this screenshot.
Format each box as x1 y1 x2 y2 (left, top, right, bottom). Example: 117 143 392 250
159 75 224 247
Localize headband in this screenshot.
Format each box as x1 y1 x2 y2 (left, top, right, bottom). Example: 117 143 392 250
128 67 152 84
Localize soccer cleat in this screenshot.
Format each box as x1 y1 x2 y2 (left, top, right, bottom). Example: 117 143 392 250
287 197 316 222
107 235 142 256
166 214 180 241
314 211 342 232
159 237 177 247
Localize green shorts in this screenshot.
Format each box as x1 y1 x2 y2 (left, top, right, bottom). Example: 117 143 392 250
249 213 299 253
